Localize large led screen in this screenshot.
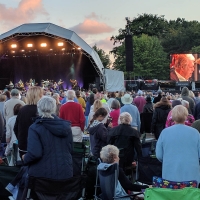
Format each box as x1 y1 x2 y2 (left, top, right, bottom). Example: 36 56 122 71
170 54 200 81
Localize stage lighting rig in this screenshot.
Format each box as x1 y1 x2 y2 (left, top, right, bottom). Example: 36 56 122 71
41 43 47 47
27 44 33 47
11 44 17 48
58 42 63 46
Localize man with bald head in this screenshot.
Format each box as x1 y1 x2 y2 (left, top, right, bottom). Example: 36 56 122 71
170 54 195 81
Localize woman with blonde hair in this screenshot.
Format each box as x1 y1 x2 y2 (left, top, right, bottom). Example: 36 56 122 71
156 105 200 184
14 86 43 157
52 93 61 116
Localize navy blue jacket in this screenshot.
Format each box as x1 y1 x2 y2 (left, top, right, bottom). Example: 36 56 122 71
89 123 108 158
24 116 73 180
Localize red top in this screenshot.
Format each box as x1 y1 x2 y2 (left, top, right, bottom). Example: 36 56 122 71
59 102 85 131
110 109 120 127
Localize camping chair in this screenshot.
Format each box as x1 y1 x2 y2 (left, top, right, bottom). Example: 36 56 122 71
25 175 87 200
94 163 143 200
144 187 200 200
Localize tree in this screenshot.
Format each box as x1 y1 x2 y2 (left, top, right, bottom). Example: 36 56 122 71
93 45 111 68
111 34 169 79
191 45 200 53
111 14 169 45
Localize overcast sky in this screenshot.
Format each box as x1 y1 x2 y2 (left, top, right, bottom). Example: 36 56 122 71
0 0 199 59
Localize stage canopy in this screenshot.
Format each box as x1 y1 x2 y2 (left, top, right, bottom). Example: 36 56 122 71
0 23 104 89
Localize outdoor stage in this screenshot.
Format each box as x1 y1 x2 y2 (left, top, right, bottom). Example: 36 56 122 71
0 23 104 90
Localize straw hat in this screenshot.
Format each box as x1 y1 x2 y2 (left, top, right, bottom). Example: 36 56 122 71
121 94 133 105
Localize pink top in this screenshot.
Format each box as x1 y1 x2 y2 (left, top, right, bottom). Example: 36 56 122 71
110 109 120 127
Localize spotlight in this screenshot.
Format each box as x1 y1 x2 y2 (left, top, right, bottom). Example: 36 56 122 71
27 44 33 47
58 42 63 46
50 49 53 51
11 44 17 48
21 50 25 52
12 51 15 53
41 43 47 47
34 49 37 51
62 48 65 51
77 47 81 50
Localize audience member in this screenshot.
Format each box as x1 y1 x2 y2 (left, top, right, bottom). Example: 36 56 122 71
143 96 153 113
153 90 162 104
156 105 200 184
76 90 86 112
110 99 120 127
133 91 146 113
14 86 43 157
23 96 73 183
120 94 140 130
151 97 171 139
59 90 85 142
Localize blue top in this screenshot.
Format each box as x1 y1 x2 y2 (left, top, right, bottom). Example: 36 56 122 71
61 97 78 104
156 124 200 184
120 104 141 131
24 116 73 180
85 101 92 116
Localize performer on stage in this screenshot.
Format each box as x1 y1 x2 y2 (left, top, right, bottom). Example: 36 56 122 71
58 79 64 91
6 81 14 90
70 79 78 90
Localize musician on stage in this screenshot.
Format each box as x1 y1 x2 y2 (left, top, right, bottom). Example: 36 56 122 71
58 79 64 91
70 79 78 90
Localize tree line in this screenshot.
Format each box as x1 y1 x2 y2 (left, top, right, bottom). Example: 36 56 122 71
94 14 200 79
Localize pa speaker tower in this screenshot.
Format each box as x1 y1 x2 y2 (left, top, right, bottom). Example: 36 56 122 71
125 35 133 72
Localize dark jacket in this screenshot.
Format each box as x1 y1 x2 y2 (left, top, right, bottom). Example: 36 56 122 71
194 102 200 120
151 104 171 140
170 68 179 81
181 87 195 114
143 102 153 113
14 105 38 156
89 122 108 158
23 116 73 180
107 124 142 168
153 94 162 104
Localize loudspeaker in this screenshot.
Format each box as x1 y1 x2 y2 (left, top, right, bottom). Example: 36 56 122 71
125 35 133 72
95 77 100 90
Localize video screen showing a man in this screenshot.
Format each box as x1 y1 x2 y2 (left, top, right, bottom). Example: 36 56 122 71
170 54 197 81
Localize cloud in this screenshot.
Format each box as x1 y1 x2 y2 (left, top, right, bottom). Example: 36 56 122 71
0 0 48 31
90 37 117 52
85 12 99 20
70 19 115 35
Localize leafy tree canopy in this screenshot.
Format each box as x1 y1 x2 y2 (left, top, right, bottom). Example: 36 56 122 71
111 34 169 79
93 45 111 69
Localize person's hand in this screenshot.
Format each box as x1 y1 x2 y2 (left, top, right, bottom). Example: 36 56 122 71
108 122 113 128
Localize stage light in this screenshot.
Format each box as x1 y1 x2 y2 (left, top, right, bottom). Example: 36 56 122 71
34 49 37 51
41 43 47 47
77 47 81 50
62 48 65 51
12 51 15 53
11 44 17 48
50 49 53 51
21 50 25 52
58 42 63 46
27 44 33 47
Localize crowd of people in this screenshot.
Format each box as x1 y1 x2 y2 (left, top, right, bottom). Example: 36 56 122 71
0 85 200 198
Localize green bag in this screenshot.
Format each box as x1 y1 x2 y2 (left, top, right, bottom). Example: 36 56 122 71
144 187 200 200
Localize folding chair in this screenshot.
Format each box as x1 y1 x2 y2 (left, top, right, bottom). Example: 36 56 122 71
144 187 200 200
25 175 87 200
94 163 143 200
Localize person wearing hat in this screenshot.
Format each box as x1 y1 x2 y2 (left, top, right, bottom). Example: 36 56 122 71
143 96 153 113
134 90 146 113
120 93 140 130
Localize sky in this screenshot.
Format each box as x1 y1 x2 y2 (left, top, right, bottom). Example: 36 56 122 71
0 0 200 62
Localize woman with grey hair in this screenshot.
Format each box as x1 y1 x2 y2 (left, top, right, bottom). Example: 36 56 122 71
107 112 142 171
98 145 148 196
156 105 200 184
22 96 73 184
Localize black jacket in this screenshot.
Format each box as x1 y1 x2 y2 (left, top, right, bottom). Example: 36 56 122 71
14 105 38 156
151 105 171 139
89 122 108 158
143 102 153 113
107 124 142 168
23 116 73 180
153 94 162 104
